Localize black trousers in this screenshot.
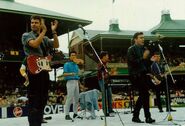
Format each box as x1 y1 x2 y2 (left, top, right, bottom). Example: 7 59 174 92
154 85 163 110
161 80 172 111
130 73 151 119
27 71 49 126
149 78 172 111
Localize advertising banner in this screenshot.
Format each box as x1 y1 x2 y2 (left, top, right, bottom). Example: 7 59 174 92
4 104 64 118
7 106 28 118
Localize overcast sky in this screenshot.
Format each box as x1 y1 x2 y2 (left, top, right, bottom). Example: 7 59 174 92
16 0 185 53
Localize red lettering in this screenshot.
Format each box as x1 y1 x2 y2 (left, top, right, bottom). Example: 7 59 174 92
112 102 116 108
98 102 102 109
118 101 123 108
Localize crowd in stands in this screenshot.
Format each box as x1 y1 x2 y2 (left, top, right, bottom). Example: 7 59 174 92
1 84 185 108
0 88 66 107
0 83 90 107
0 89 27 107
166 57 185 67
47 89 66 105
110 53 185 67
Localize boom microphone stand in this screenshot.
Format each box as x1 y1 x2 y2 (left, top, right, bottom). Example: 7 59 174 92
155 43 181 125
78 25 108 126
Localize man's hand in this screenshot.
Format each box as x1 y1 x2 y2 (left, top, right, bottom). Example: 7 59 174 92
73 58 84 65
160 73 165 77
24 74 29 81
23 75 29 86
41 18 47 33
51 20 58 32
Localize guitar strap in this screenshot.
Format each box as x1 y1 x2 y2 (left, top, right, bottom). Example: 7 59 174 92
156 62 161 74
40 42 47 56
151 62 161 75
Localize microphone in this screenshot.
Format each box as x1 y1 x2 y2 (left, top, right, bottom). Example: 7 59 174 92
78 24 87 35
158 44 163 51
149 40 153 45
149 40 153 44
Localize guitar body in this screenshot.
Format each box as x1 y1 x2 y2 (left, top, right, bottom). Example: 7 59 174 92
151 74 163 85
147 73 162 85
27 55 52 74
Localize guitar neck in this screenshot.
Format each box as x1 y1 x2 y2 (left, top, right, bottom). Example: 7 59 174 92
165 66 181 75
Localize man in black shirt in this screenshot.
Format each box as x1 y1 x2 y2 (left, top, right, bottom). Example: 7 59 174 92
151 52 176 112
151 52 164 112
127 32 155 123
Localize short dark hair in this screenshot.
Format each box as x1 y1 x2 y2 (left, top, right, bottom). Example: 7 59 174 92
100 51 108 59
30 15 42 22
133 32 143 40
69 50 77 56
153 52 160 56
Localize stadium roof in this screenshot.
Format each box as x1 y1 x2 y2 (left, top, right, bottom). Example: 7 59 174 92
150 10 185 38
0 0 92 37
90 30 156 41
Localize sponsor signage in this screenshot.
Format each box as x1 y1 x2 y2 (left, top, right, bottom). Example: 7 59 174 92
4 104 63 118
171 96 185 104
98 100 131 109
7 106 28 118
44 105 64 114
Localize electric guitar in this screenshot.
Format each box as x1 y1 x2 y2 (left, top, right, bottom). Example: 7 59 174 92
148 62 185 85
27 55 52 74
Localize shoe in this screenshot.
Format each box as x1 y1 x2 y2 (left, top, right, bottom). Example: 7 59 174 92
109 113 115 117
65 115 72 120
73 113 78 118
132 117 144 123
44 116 52 120
159 109 164 112
145 117 155 123
166 109 176 112
104 113 115 117
109 110 116 113
106 113 110 116
73 113 82 119
41 119 47 123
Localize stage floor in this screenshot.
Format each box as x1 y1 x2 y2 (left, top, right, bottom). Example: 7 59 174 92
1 107 185 126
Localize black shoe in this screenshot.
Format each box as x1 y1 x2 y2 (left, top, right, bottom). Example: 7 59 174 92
65 115 72 120
166 109 176 112
73 113 82 119
109 110 116 113
44 116 52 120
146 117 155 123
73 113 78 118
159 109 164 112
41 119 47 123
106 113 110 116
132 117 144 123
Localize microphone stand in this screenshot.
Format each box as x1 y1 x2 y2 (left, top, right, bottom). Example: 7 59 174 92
155 43 180 125
80 27 108 126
